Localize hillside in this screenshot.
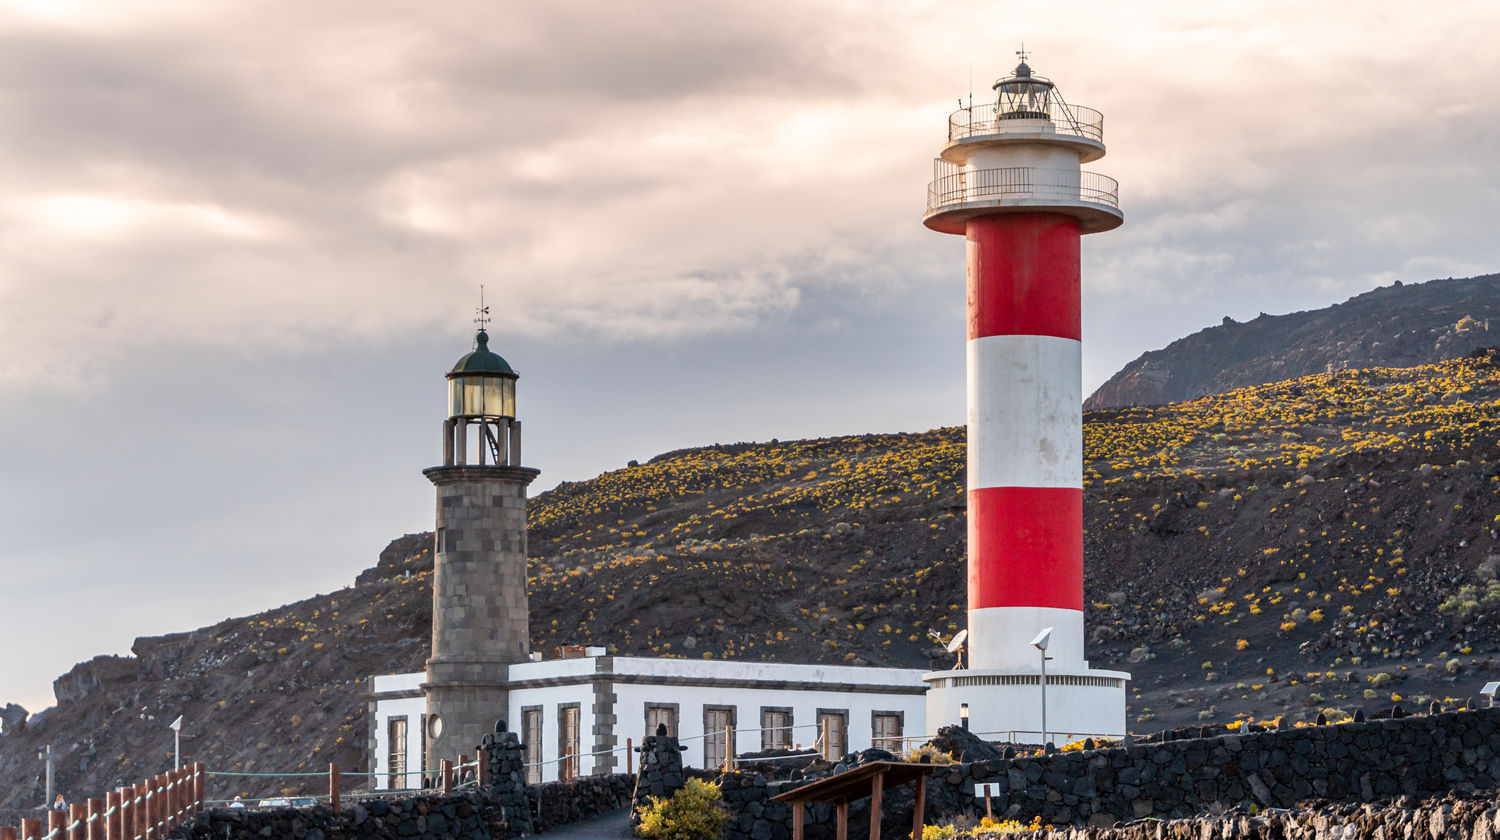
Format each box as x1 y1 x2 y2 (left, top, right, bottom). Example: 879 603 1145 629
2 353 1498 816
1085 273 1499 409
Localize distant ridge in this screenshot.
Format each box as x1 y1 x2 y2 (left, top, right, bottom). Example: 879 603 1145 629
1085 273 1499 409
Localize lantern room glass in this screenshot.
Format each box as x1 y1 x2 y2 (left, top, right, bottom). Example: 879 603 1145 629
448 375 515 419
996 78 1052 120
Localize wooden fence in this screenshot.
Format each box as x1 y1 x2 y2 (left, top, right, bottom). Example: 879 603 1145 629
0 764 204 840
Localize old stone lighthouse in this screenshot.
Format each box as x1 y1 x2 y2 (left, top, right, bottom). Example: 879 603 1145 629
421 325 538 771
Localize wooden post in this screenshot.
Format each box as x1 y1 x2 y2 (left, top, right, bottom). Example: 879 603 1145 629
328 763 341 812
869 771 884 840
48 810 66 840
20 819 40 840
2 826 17 840
193 764 205 816
87 799 104 840
106 792 121 840
984 784 993 821
626 738 633 775
477 748 489 788
440 759 453 793
146 775 158 840
835 802 848 840
127 785 140 840
69 803 87 840
118 787 132 840
791 803 804 840
909 773 926 840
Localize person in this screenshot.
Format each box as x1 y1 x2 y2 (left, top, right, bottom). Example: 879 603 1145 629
51 794 66 811
229 796 245 809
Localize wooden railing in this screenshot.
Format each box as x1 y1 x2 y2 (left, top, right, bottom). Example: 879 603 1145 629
2 765 205 840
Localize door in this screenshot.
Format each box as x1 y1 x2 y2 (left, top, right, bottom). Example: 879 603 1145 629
523 708 543 784
559 705 580 780
704 707 735 769
817 710 847 761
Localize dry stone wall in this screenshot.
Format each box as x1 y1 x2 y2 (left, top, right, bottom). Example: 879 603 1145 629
699 707 1500 840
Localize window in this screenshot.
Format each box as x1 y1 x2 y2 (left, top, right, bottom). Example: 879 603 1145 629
872 712 904 755
387 717 409 790
816 710 848 761
760 708 793 751
419 714 429 787
646 704 679 738
523 707 543 785
704 707 736 770
559 705 580 781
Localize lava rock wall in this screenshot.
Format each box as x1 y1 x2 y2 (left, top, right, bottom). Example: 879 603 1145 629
706 707 1500 840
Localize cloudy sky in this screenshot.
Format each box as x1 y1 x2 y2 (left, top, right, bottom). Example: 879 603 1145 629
2 0 1499 714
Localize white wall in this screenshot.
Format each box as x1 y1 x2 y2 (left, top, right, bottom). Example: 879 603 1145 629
368 672 426 791
506 682 598 783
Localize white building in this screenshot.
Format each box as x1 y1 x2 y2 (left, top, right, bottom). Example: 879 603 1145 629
368 654 927 787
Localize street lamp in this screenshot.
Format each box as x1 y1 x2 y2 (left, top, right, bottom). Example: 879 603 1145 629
1030 628 1054 746
960 703 970 731
170 716 183 770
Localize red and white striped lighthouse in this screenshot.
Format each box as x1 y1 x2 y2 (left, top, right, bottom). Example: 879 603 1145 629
922 55 1129 742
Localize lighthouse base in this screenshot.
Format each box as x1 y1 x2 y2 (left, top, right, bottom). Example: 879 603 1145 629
924 666 1129 746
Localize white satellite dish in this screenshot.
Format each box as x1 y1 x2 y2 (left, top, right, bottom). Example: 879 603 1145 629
945 629 969 653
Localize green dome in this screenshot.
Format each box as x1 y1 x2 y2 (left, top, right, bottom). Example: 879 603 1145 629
448 329 516 377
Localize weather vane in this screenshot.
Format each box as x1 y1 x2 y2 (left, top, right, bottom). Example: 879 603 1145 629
474 285 491 330
1016 44 1030 63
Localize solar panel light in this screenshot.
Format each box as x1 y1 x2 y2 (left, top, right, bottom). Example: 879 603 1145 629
1481 681 1500 707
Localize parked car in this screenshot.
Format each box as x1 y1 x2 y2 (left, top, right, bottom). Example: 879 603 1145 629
256 797 318 808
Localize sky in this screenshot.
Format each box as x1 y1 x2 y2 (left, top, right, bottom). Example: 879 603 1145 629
2 0 1499 715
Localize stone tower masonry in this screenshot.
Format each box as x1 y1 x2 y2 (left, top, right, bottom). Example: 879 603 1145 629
423 326 538 769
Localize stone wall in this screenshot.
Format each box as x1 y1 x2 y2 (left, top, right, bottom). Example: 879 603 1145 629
169 791 504 840
630 726 688 827
944 707 1500 827
1014 790 1500 840
527 774 635 833
689 707 1500 840
170 773 634 840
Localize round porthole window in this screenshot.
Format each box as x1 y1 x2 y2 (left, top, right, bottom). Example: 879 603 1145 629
428 715 443 739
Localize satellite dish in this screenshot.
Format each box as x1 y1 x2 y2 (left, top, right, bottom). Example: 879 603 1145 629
945 629 969 653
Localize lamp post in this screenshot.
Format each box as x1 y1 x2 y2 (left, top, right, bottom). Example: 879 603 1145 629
170 716 183 770
960 703 970 731
1031 628 1054 746
39 744 54 807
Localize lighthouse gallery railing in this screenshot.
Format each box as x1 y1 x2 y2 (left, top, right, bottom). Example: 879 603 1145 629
948 101 1104 143
926 167 1120 215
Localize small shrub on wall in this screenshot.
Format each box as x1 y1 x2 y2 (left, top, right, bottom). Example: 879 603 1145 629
636 777 727 840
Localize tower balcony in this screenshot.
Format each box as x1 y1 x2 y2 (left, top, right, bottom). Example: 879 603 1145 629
943 102 1106 164
923 166 1123 235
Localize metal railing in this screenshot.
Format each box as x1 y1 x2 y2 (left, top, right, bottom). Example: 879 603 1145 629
926 167 1119 216
948 101 1104 143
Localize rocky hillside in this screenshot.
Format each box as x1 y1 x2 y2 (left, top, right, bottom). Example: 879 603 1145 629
1085 273 1499 409
1 352 1498 816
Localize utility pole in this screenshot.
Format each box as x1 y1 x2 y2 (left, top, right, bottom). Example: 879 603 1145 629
39 744 54 807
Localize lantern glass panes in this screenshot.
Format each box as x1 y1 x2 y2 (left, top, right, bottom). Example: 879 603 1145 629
448 374 515 418
996 77 1052 120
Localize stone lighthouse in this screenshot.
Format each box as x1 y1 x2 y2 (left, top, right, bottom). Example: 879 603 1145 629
422 319 538 768
921 54 1128 742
